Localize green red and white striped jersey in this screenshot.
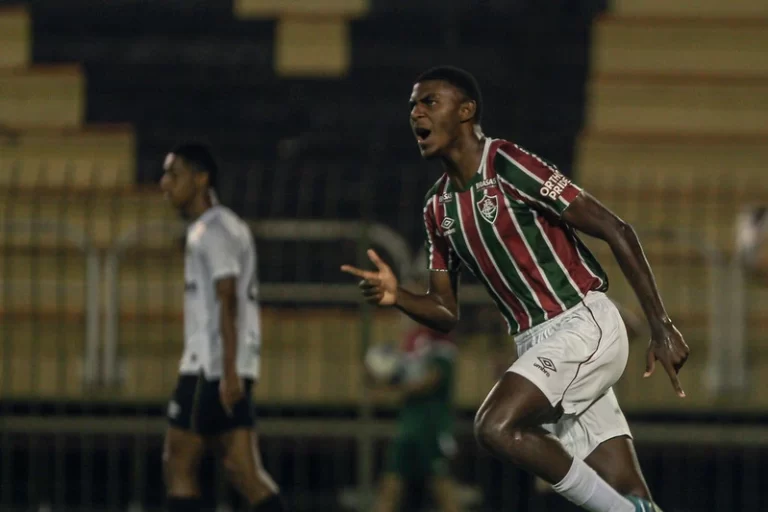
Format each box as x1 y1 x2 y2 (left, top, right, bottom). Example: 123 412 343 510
423 138 608 335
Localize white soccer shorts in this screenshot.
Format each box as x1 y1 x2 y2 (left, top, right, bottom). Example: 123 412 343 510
508 291 632 460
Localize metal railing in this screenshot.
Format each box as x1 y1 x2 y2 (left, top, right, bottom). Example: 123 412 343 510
0 218 101 386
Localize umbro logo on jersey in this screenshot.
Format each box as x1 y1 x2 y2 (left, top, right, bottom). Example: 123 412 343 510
477 195 498 224
441 217 455 230
534 357 557 377
439 192 453 204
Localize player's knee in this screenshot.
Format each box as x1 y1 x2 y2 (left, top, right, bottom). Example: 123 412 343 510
222 453 276 503
163 441 196 483
221 451 245 481
474 405 525 456
606 473 650 501
221 452 260 485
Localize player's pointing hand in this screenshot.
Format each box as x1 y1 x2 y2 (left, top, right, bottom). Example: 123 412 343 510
341 249 398 306
644 321 690 398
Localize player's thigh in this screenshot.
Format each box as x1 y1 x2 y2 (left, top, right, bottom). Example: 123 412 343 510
167 373 204 435
509 293 629 418
163 426 206 479
475 370 559 440
164 374 207 478
214 427 264 473
585 435 651 500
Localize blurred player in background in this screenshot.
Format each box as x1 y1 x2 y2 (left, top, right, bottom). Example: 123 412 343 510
342 66 690 512
367 277 461 512
737 205 768 281
160 143 286 512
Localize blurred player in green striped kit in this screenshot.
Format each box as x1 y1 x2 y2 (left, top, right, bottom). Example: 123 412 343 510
366 278 462 512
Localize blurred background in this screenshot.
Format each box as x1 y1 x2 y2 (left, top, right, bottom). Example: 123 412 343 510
1 0 768 510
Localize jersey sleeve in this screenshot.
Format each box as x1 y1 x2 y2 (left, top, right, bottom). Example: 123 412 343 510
200 225 241 281
423 194 460 272
494 143 583 216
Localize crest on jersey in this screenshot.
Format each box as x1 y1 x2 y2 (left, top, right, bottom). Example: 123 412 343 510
477 195 498 224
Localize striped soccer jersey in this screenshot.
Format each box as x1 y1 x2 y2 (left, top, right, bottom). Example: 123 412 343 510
423 138 608 334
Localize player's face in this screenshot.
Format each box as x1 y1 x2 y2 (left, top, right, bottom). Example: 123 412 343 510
409 80 466 159
160 153 201 213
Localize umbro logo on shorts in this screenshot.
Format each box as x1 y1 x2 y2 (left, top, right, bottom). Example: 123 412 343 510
534 357 557 377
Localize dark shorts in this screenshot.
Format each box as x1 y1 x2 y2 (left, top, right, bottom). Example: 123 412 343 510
167 373 255 436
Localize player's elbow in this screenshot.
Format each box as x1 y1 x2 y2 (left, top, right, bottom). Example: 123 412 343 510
435 315 458 334
606 217 636 247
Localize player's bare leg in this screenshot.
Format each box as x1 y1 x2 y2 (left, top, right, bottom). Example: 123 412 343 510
474 373 636 512
585 436 651 500
163 427 206 511
430 475 461 512
213 429 284 511
474 373 571 481
373 474 403 512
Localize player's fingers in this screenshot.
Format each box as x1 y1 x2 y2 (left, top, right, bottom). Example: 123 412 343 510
661 358 686 398
673 352 688 372
365 294 383 305
644 347 656 378
341 265 373 279
367 250 389 271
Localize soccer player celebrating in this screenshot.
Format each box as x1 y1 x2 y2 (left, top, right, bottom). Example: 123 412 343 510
160 144 286 512
342 67 689 512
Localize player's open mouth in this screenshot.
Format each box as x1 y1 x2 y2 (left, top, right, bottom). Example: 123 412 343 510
414 127 432 143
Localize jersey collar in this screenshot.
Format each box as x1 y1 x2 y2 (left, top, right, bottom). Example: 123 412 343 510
447 137 493 193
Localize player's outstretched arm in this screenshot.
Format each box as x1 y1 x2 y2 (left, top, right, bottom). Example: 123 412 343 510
341 249 459 333
562 191 690 398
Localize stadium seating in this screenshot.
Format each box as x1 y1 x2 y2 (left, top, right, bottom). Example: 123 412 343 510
611 0 767 18
0 65 84 129
588 78 768 134
234 0 368 76
0 127 136 188
0 5 29 67
593 21 768 75
0 5 146 404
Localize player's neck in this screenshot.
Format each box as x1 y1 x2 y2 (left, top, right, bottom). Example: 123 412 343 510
184 195 214 221
441 132 486 190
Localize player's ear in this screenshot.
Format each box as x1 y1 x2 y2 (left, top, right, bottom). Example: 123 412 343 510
194 172 209 190
459 99 477 123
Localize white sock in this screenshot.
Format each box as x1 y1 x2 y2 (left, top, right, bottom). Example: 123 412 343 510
552 457 634 512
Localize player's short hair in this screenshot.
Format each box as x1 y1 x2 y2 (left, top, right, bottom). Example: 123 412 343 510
415 66 483 123
171 142 219 191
